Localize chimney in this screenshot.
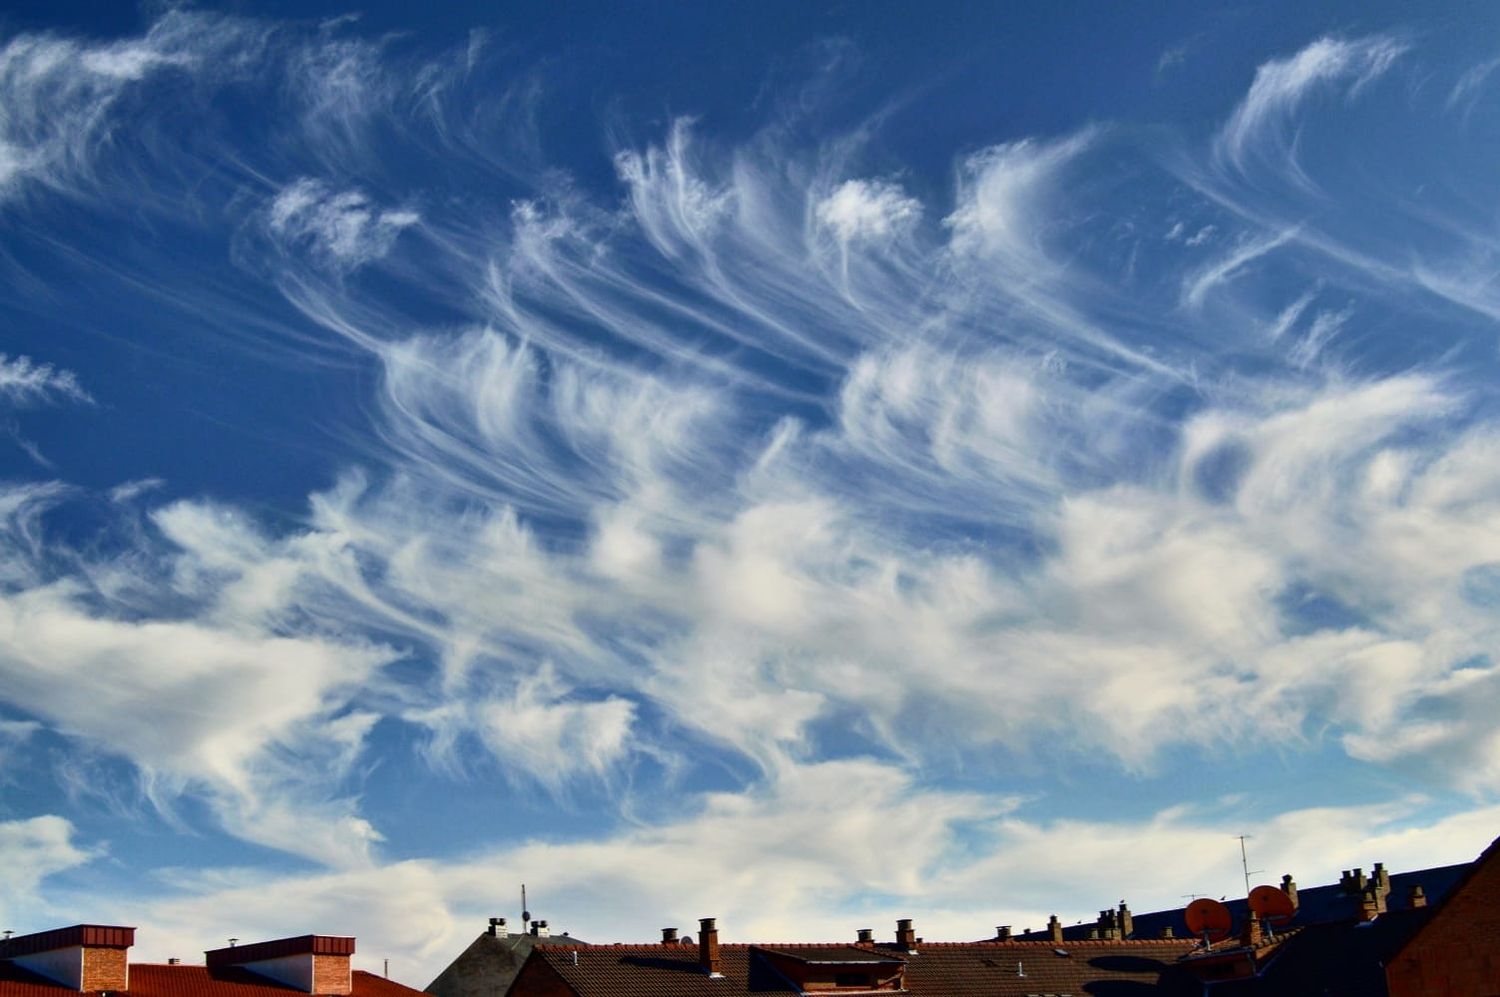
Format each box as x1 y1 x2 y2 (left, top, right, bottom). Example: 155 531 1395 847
487 918 507 938
528 920 549 938
1373 863 1391 899
1281 874 1298 910
0 925 134 992
205 935 354 995
168 959 180 967
697 918 721 977
856 928 873 944
1340 868 1368 895
895 919 916 952
1047 916 1063 944
995 926 1012 941
1241 915 1263 948
1407 884 1427 909
1087 927 1100 940
661 928 678 944
1096 909 1119 941
1358 883 1386 922
1161 926 1175 939
1118 902 1133 939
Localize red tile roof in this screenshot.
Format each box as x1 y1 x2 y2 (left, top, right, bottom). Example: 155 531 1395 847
0 962 426 997
527 938 1204 996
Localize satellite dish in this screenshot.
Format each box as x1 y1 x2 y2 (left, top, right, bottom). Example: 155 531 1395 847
1184 898 1233 942
1247 885 1296 927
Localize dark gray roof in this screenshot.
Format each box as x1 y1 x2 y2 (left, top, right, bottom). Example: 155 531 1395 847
425 931 588 997
1009 862 1471 943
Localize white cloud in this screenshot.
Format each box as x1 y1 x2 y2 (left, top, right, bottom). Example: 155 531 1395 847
0 354 89 406
268 179 419 271
1217 36 1405 174
0 816 97 923
816 179 921 243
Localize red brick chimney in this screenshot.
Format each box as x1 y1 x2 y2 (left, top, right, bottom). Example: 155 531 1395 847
1047 916 1063 944
1240 915 1264 948
697 918 721 977
205 935 354 995
895 919 916 951
0 925 133 992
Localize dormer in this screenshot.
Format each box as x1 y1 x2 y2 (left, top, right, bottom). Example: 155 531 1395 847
0 925 134 992
751 946 906 992
204 935 354 995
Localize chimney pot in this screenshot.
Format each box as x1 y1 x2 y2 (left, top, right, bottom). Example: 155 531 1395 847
1408 884 1427 909
698 918 721 977
661 928 678 944
1047 915 1063 945
995 926 1011 941
895 919 916 951
856 928 873 944
1281 874 1299 910
167 959 180 967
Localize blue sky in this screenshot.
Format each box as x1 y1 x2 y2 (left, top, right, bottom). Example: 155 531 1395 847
4 0 1500 980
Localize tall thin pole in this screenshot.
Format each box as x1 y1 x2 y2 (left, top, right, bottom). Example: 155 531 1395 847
1237 835 1262 896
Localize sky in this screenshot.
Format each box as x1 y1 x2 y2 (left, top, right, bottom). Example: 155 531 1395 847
4 0 1500 983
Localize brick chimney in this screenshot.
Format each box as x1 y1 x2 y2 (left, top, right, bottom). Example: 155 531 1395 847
1372 863 1391 899
1118 902 1133 939
1047 916 1063 944
1407 884 1427 909
205 935 354 995
487 918 507 938
1358 883 1387 922
697 918 721 977
1240 915 1264 948
661 928 678 944
0 925 134 992
994 926 1012 941
529 920 549 938
1161 926 1175 939
856 928 873 944
1340 868 1368 895
895 919 916 952
1280 874 1298 910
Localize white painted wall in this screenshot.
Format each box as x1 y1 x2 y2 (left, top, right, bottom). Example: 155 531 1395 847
16 946 83 989
240 953 314 992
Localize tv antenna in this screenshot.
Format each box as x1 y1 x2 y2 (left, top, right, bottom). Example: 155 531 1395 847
1237 835 1262 897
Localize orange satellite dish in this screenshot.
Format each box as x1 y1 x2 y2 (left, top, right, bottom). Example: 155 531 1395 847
1247 885 1296 927
1184 898 1233 942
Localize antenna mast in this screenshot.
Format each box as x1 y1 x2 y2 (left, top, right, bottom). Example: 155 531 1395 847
522 884 530 925
1237 835 1263 896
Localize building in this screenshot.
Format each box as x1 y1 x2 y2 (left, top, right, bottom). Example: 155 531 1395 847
1385 832 1500 996
425 918 586 997
0 926 425 997
506 917 1204 995
495 833 1500 996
